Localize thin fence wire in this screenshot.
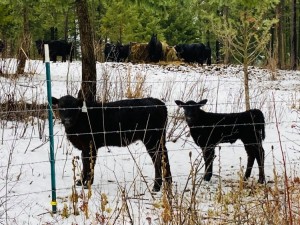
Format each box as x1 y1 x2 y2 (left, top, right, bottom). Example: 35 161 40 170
4 135 300 148
2 161 300 200
0 78 273 84
0 63 299 209
0 100 298 112
0 141 298 170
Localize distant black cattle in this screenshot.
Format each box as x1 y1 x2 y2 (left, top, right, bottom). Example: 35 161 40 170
35 39 74 62
204 43 212 65
117 43 130 62
0 40 5 53
175 43 211 65
104 42 130 62
148 34 163 63
104 43 117 62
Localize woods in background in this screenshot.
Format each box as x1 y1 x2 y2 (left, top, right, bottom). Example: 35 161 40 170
0 0 298 70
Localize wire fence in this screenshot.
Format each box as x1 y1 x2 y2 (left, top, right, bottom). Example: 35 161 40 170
0 61 299 219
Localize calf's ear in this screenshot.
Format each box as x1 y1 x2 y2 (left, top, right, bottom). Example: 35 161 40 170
51 97 59 105
198 99 208 107
77 98 84 108
175 100 184 107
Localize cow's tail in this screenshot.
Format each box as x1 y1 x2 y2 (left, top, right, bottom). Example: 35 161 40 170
254 109 265 141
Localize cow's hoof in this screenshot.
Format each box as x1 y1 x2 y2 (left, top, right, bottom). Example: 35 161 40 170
76 180 83 186
152 184 161 192
258 178 265 184
203 175 212 182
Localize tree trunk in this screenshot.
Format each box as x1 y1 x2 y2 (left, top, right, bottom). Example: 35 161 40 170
291 0 297 70
75 0 97 102
216 40 221 64
243 64 250 111
276 0 284 69
16 4 30 75
64 8 70 41
242 12 250 111
223 6 230 64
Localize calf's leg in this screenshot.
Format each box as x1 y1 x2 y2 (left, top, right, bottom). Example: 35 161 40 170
62 54 66 62
244 150 255 180
256 145 265 184
77 145 97 188
143 133 172 192
148 149 163 192
146 135 172 192
202 147 215 181
162 146 172 185
244 142 265 184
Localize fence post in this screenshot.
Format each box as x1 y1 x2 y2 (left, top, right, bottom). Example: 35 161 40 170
44 44 57 214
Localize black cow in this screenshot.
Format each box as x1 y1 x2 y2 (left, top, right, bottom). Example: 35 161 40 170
148 34 163 63
35 39 74 62
175 99 266 183
52 95 172 192
104 43 118 62
175 43 210 65
204 43 212 65
104 42 130 62
116 43 130 62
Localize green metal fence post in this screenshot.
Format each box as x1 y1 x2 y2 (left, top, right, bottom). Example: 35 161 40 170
45 44 57 213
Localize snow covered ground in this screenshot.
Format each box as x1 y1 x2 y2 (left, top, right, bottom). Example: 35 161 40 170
0 59 299 224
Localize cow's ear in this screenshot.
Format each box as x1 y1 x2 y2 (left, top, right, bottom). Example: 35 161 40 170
175 100 185 107
77 98 84 108
198 99 208 107
52 97 59 105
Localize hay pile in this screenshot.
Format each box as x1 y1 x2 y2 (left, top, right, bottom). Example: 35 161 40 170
129 43 149 63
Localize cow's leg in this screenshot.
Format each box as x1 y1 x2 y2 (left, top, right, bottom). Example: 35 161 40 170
202 147 215 181
77 145 97 188
162 144 172 186
244 143 255 180
145 134 172 192
147 148 162 192
70 53 73 62
243 140 265 184
50 53 55 62
62 54 66 62
158 140 172 189
50 53 57 62
53 55 57 62
256 143 265 184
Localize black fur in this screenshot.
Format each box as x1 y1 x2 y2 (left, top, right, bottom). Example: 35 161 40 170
104 42 130 62
52 95 172 192
175 43 211 65
35 39 74 62
148 34 163 63
175 99 265 183
0 40 4 53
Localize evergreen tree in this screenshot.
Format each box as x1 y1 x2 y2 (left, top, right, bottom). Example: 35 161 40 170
210 0 278 110
162 0 201 45
99 0 164 43
290 0 297 70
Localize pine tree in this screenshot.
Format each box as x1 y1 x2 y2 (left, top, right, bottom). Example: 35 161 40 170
211 0 278 110
290 0 297 70
16 1 31 75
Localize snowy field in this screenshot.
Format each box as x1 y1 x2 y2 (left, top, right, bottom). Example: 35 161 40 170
0 59 300 224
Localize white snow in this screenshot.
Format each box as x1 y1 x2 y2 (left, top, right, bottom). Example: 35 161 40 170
0 59 299 224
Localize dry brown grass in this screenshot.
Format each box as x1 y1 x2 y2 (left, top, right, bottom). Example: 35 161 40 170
1 61 299 224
